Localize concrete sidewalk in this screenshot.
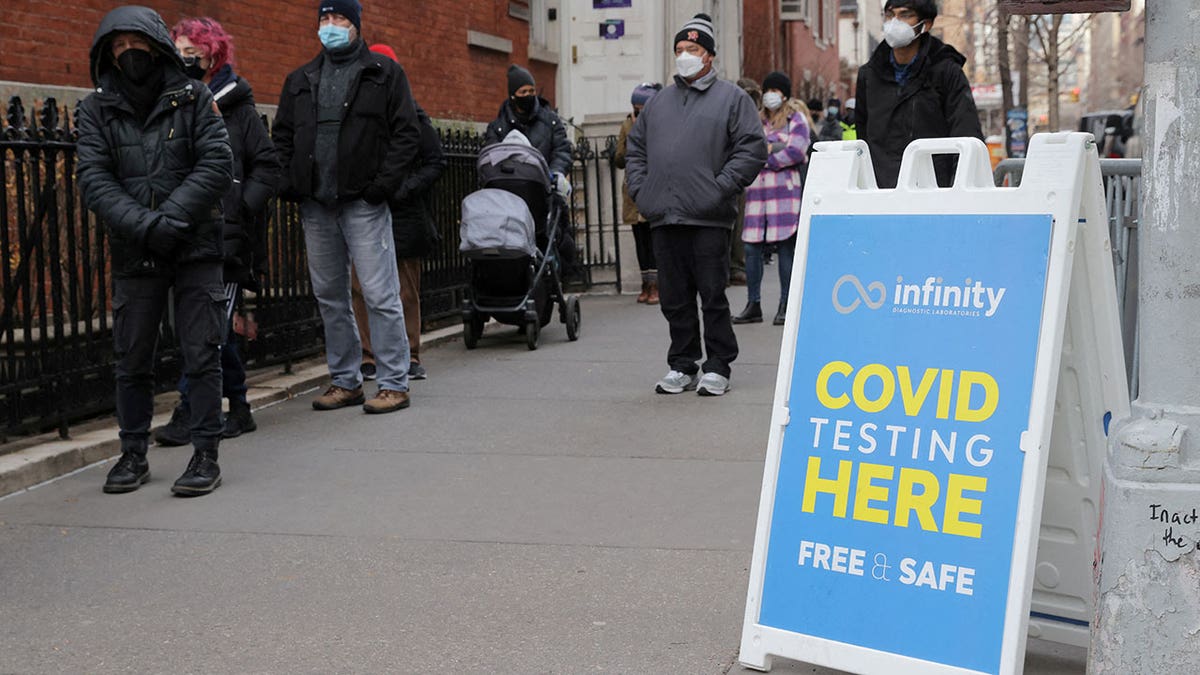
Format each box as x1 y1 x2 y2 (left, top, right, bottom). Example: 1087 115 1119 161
0 277 1087 674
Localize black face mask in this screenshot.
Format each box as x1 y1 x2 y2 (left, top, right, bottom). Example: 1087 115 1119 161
181 56 207 80
512 95 535 115
117 48 159 85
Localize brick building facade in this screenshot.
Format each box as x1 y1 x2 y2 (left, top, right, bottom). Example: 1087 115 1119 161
1 0 557 123
740 0 845 103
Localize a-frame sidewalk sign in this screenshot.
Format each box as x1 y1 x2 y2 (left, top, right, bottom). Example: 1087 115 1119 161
739 133 1129 675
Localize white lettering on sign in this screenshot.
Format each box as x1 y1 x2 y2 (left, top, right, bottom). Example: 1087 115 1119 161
898 557 976 596
798 540 866 576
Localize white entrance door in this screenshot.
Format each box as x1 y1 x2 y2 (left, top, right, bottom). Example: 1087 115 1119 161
561 1 665 133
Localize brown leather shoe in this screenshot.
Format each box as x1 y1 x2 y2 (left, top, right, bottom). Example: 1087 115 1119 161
645 281 659 305
363 389 410 414
312 385 365 410
636 280 649 303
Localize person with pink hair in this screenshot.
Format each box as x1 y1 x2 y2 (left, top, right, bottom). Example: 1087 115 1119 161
154 16 280 447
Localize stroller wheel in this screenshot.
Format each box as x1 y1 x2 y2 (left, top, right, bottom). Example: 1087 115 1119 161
525 318 540 350
463 312 485 349
565 295 581 342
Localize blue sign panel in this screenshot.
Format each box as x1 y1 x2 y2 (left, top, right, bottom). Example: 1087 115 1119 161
759 213 1052 674
594 0 632 8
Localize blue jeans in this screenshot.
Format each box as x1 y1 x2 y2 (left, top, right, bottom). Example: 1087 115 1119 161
744 236 796 309
300 199 410 392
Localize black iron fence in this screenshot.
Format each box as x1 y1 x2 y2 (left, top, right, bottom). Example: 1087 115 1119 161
1 96 621 441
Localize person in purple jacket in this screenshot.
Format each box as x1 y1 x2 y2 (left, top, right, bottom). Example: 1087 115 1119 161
733 71 812 327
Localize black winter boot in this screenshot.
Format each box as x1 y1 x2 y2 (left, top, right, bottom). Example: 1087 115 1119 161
773 304 787 326
103 442 150 494
732 301 763 324
171 445 221 497
153 404 191 447
223 400 257 439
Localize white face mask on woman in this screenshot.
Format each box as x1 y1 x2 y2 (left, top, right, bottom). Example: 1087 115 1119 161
676 51 704 79
762 91 784 111
882 18 924 49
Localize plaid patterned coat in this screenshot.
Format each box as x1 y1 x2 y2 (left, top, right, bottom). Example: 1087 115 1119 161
742 108 811 243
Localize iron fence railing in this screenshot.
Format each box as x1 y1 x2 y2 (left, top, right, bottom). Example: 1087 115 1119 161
1 96 620 441
994 157 1142 398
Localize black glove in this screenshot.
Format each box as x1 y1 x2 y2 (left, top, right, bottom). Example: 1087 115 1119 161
223 235 246 268
145 218 189 259
362 183 389 205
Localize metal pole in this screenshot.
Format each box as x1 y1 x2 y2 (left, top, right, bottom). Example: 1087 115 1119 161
1091 3 1200 671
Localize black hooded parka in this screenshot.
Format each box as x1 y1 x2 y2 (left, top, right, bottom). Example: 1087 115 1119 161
76 5 233 278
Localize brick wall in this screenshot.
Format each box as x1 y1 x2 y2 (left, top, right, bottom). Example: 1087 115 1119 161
738 2 843 101
741 0 783 85
1 0 557 123
788 20 847 102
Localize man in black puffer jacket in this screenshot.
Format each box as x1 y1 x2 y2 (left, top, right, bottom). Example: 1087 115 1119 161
76 6 233 497
483 64 573 179
855 0 983 188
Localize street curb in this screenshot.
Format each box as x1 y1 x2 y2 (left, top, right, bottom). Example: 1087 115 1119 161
0 321 467 498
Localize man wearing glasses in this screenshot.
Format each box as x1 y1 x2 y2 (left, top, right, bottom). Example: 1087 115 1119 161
854 0 983 188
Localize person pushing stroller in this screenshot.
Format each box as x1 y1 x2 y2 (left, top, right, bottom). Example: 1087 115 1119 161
484 65 580 279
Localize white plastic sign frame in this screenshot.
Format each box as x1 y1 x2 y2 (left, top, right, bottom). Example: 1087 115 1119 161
738 133 1126 674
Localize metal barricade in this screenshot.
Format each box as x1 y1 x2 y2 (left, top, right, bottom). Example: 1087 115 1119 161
994 157 1142 397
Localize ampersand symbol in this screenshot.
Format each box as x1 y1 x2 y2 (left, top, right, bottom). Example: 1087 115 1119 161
872 553 891 581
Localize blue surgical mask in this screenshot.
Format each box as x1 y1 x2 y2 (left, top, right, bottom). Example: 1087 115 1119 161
318 24 352 50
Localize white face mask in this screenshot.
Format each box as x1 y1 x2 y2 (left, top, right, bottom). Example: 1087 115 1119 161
676 51 704 79
762 91 784 111
883 18 924 49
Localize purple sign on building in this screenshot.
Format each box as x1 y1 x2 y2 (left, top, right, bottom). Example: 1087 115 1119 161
600 19 626 40
594 0 633 8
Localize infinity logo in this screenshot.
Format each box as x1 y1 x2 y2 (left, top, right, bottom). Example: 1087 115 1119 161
832 274 886 314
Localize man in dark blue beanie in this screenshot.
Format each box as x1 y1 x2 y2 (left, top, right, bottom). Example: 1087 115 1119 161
273 0 423 415
318 0 361 32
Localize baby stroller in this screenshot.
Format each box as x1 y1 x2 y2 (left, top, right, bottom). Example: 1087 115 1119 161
459 140 581 350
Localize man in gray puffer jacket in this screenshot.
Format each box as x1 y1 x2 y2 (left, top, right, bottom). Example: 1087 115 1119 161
625 13 766 397
77 5 233 497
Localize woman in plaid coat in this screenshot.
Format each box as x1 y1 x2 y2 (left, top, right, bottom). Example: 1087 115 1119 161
733 71 812 326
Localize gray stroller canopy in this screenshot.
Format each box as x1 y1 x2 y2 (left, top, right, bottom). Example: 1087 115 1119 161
476 141 552 189
460 188 538 257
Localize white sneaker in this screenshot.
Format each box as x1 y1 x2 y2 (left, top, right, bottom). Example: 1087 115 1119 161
655 370 697 395
696 372 730 396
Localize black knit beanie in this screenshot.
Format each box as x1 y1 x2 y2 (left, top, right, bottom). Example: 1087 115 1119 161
674 13 716 55
762 71 791 100
318 0 361 31
507 64 535 97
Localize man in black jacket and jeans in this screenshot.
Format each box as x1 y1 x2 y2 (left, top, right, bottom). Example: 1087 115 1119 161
273 0 421 415
77 6 233 496
855 0 983 188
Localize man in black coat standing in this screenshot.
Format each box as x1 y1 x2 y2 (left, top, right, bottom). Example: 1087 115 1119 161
273 0 422 415
854 0 983 188
76 6 233 496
